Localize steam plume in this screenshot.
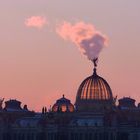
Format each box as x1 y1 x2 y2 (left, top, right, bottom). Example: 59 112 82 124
56 21 108 61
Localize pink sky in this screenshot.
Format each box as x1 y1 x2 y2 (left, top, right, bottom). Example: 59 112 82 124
0 1 140 111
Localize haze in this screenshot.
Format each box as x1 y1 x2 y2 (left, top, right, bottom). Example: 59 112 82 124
0 0 140 111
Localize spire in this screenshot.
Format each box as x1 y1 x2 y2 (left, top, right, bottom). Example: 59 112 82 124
44 107 47 114
0 98 4 110
92 58 98 68
93 68 97 76
92 58 98 76
42 107 45 114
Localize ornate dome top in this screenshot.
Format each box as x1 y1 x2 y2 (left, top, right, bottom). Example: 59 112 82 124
76 68 113 101
75 68 114 112
52 95 74 112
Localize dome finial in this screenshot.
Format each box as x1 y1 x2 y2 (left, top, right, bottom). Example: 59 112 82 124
93 68 97 75
92 58 98 68
92 58 98 75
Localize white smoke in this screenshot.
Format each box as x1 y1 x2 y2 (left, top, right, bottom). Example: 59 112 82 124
56 21 108 60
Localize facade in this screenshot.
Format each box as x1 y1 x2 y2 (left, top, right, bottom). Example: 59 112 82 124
0 68 140 140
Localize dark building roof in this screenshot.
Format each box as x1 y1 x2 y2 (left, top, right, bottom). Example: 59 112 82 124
118 97 136 108
3 99 29 112
4 99 22 111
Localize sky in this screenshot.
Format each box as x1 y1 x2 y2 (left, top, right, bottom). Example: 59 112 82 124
0 0 140 111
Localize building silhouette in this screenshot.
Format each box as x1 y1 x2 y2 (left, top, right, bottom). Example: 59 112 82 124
0 67 140 140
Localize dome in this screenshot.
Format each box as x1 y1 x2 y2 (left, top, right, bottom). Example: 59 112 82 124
52 95 74 112
77 68 113 100
4 99 22 111
75 68 114 112
118 97 136 109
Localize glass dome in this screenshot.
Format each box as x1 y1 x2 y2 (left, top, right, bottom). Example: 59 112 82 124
75 68 114 112
52 95 74 113
76 68 113 100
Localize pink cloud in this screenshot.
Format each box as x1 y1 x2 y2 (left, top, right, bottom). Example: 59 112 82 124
56 21 95 44
25 16 47 29
56 21 108 60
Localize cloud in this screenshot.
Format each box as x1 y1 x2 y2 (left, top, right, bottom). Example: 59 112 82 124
56 21 108 60
25 16 47 29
